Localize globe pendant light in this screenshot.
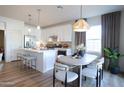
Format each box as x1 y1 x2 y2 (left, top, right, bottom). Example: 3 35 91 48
73 5 89 32
37 9 41 30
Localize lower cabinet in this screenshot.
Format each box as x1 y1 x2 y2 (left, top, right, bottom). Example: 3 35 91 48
56 48 72 56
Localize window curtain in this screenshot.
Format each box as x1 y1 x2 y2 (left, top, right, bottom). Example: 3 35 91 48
75 18 87 47
75 32 86 46
101 11 121 70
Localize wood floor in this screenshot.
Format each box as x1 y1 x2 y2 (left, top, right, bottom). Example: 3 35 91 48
0 62 124 87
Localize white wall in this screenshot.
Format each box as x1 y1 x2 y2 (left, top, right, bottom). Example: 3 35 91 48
0 16 42 62
42 23 72 42
0 16 24 62
119 11 124 72
23 24 42 45
87 16 101 26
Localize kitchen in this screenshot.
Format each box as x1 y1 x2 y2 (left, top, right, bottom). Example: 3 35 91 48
0 5 124 87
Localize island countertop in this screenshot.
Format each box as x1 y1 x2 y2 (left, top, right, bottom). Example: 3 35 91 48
19 48 56 53
17 48 57 73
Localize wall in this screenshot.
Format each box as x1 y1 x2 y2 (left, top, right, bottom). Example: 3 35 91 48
0 16 42 62
119 10 124 72
0 30 4 48
23 24 42 47
0 16 24 62
87 16 101 26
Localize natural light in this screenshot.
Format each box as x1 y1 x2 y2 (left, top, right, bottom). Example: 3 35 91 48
86 25 102 53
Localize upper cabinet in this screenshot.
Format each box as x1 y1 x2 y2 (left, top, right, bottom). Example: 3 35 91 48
42 24 72 42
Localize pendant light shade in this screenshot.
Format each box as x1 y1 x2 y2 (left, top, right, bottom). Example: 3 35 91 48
73 18 89 32
73 5 89 32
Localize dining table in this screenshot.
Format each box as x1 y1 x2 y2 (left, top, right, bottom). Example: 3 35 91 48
57 53 98 87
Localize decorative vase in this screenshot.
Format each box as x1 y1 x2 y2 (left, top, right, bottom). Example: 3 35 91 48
78 50 85 57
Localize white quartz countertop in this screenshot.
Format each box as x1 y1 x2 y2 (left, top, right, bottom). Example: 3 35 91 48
58 54 98 66
19 48 56 53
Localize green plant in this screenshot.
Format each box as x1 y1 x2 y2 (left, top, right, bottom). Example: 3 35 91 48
104 48 124 68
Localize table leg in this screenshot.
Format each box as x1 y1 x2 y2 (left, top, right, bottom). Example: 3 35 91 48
78 65 82 87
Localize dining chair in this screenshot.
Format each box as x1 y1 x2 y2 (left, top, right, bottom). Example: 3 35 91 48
53 62 78 87
82 58 104 87
86 51 104 80
87 57 104 80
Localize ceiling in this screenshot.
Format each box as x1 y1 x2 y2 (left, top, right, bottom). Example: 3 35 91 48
0 5 124 28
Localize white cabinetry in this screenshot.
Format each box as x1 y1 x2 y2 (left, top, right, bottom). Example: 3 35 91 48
42 24 72 42
18 49 57 73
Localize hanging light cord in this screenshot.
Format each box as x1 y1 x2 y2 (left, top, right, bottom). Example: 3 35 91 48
80 5 82 19
37 9 41 26
28 14 31 25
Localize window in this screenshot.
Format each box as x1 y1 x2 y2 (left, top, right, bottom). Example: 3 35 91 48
86 25 101 53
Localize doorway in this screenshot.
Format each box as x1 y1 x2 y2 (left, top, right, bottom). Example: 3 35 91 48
0 30 5 62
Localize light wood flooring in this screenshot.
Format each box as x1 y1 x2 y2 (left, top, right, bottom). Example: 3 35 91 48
0 62 124 87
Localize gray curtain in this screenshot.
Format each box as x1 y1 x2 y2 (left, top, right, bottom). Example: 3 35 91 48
101 11 121 70
75 32 86 46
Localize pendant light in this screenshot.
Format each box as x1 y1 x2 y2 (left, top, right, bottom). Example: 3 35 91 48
73 5 89 32
37 9 41 30
28 14 32 33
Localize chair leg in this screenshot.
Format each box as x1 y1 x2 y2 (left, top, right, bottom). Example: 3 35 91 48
84 76 86 81
96 76 98 87
34 59 37 71
102 69 103 80
65 81 67 87
53 78 55 87
99 75 101 87
65 72 67 87
99 70 101 87
78 67 81 87
53 69 55 87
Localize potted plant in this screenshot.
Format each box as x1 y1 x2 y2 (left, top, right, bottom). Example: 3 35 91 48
104 48 124 74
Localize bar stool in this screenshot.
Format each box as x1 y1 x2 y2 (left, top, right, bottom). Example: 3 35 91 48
16 53 25 67
23 56 37 70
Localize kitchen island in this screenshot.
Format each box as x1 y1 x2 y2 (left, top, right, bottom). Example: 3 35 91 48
17 48 57 73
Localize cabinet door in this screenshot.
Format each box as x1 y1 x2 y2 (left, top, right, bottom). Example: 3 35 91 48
42 24 72 42
44 50 57 72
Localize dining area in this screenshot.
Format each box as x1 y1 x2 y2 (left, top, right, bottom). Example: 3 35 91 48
53 51 104 87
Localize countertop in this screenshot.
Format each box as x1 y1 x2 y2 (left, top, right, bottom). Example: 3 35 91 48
18 48 57 53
